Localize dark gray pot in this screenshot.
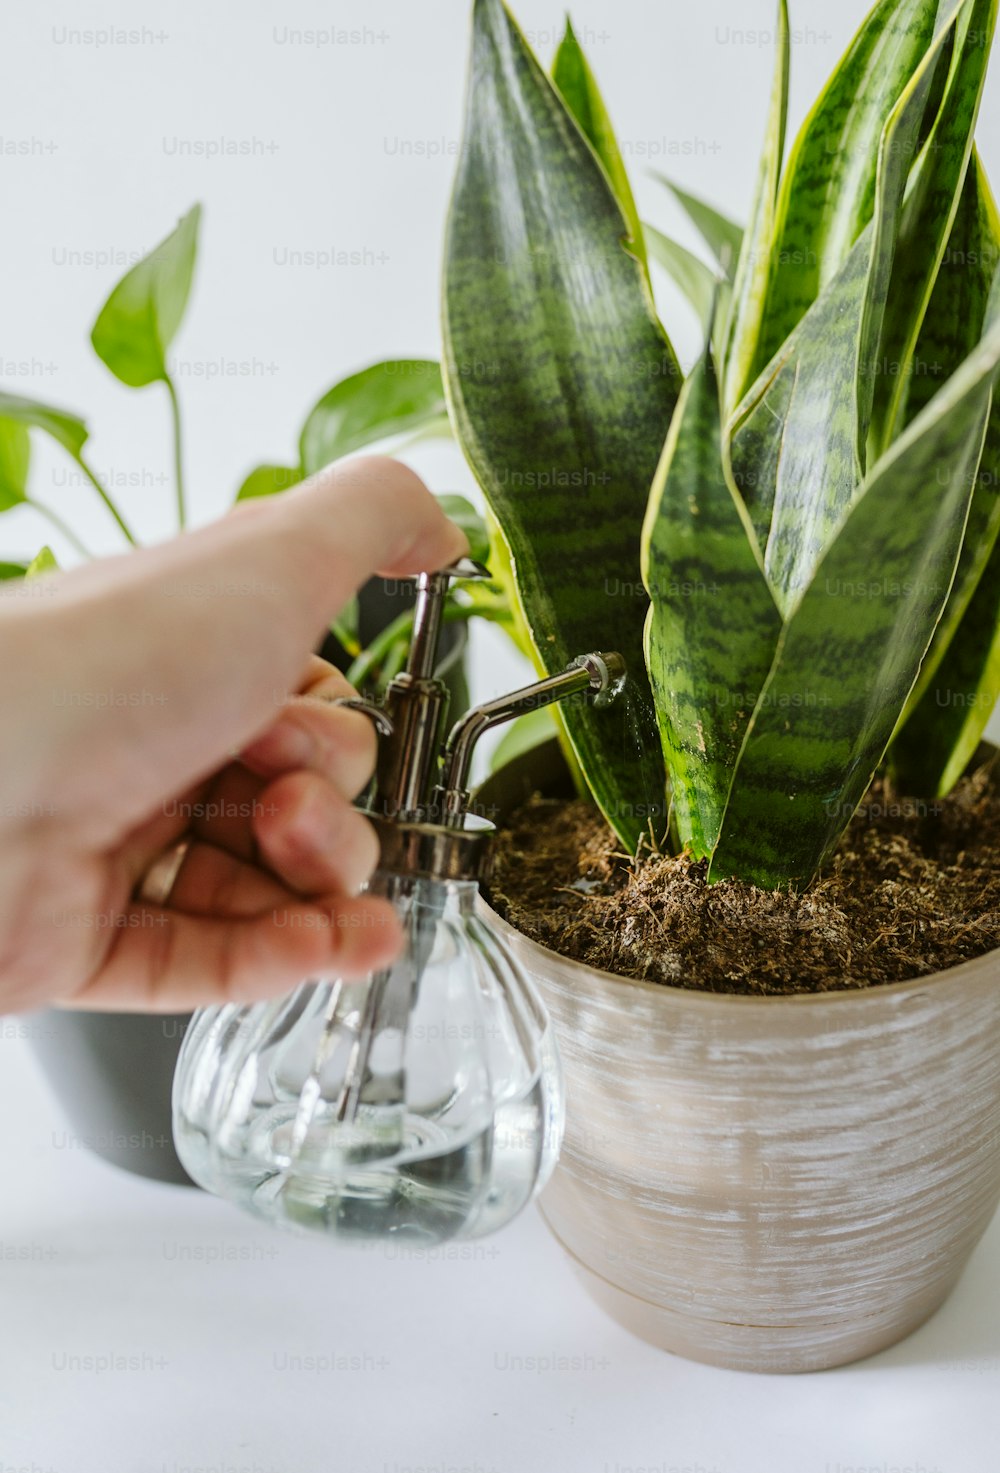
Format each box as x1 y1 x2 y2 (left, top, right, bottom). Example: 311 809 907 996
27 580 468 1186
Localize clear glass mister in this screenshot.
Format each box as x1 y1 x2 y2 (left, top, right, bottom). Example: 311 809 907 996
172 558 626 1245
172 830 564 1243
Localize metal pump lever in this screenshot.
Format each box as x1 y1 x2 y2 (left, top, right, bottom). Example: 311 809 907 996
338 558 626 835
433 652 625 825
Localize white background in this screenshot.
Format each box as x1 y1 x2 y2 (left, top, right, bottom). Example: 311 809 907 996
1 1 1000 1468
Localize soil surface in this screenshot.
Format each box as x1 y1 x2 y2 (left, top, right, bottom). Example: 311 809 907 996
489 756 1000 995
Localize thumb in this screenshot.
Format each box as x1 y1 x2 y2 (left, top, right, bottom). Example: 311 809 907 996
10 455 468 832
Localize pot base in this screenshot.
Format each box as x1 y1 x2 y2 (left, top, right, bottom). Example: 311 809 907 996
541 1204 962 1374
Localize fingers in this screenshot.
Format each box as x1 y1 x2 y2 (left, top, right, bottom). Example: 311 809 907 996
285 456 470 582
70 894 404 1013
251 770 380 895
166 839 290 917
240 669 377 800
17 455 467 838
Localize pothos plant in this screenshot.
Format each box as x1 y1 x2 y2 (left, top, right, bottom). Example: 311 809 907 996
438 0 1000 888
0 206 497 695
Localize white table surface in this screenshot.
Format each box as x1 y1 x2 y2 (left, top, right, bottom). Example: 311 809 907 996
2 1027 999 1473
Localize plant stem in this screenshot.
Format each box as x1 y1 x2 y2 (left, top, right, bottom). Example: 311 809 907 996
25 498 92 559
346 599 511 690
75 454 137 546
164 373 186 530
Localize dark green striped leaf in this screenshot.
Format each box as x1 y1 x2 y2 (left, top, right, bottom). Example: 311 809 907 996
652 175 743 275
641 346 781 857
722 0 788 415
730 9 961 616
551 18 649 284
895 159 1000 715
872 0 998 451
889 174 1000 794
443 0 677 847
711 310 1000 887
751 0 940 376
889 528 1000 796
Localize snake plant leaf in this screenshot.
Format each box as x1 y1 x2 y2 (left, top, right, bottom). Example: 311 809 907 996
751 0 940 376
551 18 649 285
711 311 1000 887
644 226 717 321
895 163 1000 715
235 463 301 501
298 360 447 477
91 205 201 387
0 418 31 511
872 0 998 451
889 528 1000 796
482 508 588 794
0 392 88 459
889 240 1000 795
644 224 731 361
730 7 962 616
652 175 743 276
443 0 678 848
641 344 781 857
722 0 789 415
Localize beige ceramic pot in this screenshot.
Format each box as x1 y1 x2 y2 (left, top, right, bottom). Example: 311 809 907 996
476 743 1000 1374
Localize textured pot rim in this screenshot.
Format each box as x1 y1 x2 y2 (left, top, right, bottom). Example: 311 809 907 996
482 896 1000 1009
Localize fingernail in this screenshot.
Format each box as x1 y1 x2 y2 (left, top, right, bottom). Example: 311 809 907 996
241 722 314 770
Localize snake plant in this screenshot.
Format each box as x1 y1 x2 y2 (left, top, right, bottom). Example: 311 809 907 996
443 0 1000 887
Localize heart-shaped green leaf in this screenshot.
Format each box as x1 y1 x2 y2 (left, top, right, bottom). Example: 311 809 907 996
432 494 490 565
91 204 201 387
0 392 88 459
299 360 447 476
235 463 301 501
26 545 58 576
0 418 31 511
443 0 678 847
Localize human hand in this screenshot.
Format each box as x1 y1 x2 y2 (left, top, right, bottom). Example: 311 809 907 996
0 456 467 1014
